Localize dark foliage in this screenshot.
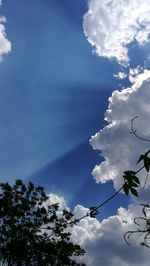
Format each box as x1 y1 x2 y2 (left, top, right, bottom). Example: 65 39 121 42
0 180 86 266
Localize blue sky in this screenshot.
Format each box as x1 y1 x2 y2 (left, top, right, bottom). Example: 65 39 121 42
0 0 128 214
1 0 150 265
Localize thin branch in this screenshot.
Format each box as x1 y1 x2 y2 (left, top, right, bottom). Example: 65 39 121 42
68 185 124 226
69 165 144 226
124 229 147 246
131 117 150 142
134 217 147 226
47 164 146 242
136 165 145 174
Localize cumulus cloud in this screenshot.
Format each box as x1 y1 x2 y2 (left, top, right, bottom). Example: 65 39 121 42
83 0 150 65
83 2 150 264
47 194 150 266
73 205 150 266
90 70 150 191
47 193 69 210
45 69 150 265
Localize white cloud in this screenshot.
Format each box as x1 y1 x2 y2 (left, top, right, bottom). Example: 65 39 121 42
0 23 11 59
44 69 150 265
83 2 150 264
46 193 69 212
90 70 150 189
0 16 6 23
83 0 150 65
71 204 150 266
114 71 127 80
129 65 144 83
45 194 150 266
0 4 11 60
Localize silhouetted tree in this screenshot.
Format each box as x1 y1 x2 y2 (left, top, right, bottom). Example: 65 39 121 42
0 180 85 266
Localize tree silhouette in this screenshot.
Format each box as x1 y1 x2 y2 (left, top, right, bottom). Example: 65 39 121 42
0 180 85 266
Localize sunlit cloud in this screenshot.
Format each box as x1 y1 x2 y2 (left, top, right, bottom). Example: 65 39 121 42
83 0 150 65
81 1 150 265
47 194 150 266
90 70 150 190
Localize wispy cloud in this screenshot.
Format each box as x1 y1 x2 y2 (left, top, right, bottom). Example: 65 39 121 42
0 2 11 60
83 0 150 65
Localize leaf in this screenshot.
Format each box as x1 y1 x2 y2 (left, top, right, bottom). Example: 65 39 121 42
123 171 136 180
123 171 136 181
137 151 150 172
145 150 150 156
89 206 99 218
144 157 150 172
124 171 136 175
140 242 145 246
130 187 138 197
137 155 145 164
123 183 129 196
130 182 139 188
132 175 140 185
